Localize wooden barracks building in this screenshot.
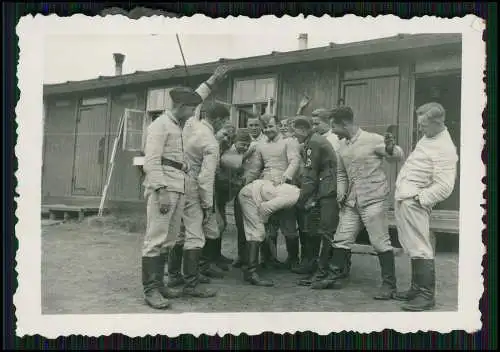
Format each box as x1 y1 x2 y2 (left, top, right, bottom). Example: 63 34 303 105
42 33 462 235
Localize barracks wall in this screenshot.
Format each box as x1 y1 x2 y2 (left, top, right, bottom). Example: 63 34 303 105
42 48 461 214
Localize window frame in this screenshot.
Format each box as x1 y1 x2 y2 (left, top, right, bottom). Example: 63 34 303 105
231 74 278 128
122 108 148 152
146 87 175 112
81 96 108 106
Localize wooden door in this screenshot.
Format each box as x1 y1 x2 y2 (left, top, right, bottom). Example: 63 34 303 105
341 76 401 208
72 104 108 196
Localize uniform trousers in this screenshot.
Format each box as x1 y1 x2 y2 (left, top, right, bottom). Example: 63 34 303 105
394 198 435 259
299 196 339 242
182 176 220 250
142 190 185 257
266 207 299 240
238 185 266 242
334 201 392 253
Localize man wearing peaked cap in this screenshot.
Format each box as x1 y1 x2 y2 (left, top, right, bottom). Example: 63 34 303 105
141 83 208 309
293 115 314 128
146 65 228 305
169 86 204 107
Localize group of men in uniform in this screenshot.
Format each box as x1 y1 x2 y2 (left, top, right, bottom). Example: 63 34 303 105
141 64 459 313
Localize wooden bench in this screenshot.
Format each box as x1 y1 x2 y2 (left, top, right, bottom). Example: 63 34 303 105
387 209 459 235
224 203 459 255
42 204 104 222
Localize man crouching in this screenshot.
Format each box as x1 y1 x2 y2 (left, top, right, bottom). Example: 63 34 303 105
238 179 301 286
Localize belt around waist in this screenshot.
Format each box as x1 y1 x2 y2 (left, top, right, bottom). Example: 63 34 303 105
161 157 184 171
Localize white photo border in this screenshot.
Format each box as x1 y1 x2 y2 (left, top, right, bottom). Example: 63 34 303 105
14 14 486 338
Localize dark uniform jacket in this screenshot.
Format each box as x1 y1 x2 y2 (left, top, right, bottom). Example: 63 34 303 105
297 132 337 207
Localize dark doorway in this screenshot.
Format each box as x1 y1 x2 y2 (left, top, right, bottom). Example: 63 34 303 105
413 72 462 211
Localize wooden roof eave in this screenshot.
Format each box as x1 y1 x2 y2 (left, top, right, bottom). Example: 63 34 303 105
43 34 462 96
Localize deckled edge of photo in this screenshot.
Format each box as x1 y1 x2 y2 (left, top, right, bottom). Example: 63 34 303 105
14 13 486 338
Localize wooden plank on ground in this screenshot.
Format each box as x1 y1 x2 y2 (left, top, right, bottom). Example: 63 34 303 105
351 244 404 257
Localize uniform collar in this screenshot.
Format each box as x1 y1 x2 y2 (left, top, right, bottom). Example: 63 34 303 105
346 127 363 145
267 133 283 143
166 110 180 125
303 131 315 148
252 132 263 141
201 119 215 133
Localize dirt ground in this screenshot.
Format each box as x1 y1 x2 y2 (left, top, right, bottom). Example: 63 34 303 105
41 215 459 314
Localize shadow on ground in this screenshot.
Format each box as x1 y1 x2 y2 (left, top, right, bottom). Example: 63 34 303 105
41 216 459 314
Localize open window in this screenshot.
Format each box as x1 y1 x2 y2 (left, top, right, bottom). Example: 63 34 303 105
232 75 277 128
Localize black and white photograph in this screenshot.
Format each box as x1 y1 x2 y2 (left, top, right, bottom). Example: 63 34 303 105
15 14 484 337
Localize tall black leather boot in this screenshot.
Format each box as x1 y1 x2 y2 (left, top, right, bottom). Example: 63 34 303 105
373 250 397 300
292 235 321 275
394 259 419 301
284 236 300 270
244 241 274 287
232 198 246 268
298 237 332 286
299 229 307 265
158 252 182 299
142 256 171 309
182 249 217 298
216 237 233 271
311 247 350 290
402 259 436 311
166 243 185 288
267 235 284 269
199 239 225 279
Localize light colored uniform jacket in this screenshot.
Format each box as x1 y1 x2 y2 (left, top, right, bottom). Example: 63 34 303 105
323 130 341 154
337 128 404 208
395 128 458 209
142 82 213 198
143 111 185 197
182 83 218 209
183 119 219 209
246 133 301 185
243 133 267 183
